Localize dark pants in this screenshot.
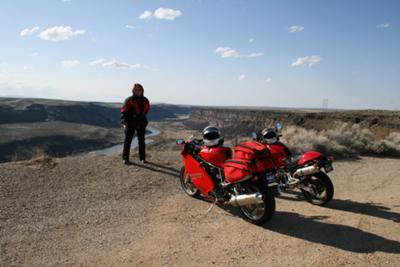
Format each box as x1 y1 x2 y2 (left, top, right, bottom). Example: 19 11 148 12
123 127 146 161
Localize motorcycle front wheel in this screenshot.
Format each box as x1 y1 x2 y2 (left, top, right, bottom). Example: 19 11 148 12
179 167 200 197
300 172 334 206
238 183 275 225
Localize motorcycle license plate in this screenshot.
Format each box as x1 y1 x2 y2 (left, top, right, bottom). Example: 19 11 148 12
265 172 278 187
324 163 333 173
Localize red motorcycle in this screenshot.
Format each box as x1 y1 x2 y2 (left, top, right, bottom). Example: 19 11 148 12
176 137 276 225
253 123 334 206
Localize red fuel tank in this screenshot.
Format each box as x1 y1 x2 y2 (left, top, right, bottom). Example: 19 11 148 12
199 146 232 168
266 142 291 167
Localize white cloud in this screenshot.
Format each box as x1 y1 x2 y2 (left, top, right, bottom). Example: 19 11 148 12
291 55 322 67
23 66 32 70
139 10 153 19
249 38 255 43
88 58 105 66
20 26 39 37
154 7 182 20
264 77 272 83
216 47 264 59
139 8 182 20
247 52 264 58
101 59 141 69
377 23 390 29
238 74 247 81
125 24 136 29
39 26 85 42
29 52 39 57
88 59 142 69
289 25 305 33
62 60 80 68
215 47 240 58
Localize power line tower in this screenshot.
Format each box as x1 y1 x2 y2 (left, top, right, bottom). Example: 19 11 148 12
322 98 329 111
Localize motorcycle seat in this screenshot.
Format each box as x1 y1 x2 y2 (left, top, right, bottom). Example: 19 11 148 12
284 155 302 171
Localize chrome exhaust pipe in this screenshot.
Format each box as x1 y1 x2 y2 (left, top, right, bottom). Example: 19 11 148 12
228 193 264 207
293 165 319 177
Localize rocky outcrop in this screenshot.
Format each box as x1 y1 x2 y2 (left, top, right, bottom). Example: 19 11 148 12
187 107 400 138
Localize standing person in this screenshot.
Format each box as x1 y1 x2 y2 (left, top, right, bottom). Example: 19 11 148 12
121 83 150 165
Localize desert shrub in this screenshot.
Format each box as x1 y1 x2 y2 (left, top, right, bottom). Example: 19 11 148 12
281 123 400 158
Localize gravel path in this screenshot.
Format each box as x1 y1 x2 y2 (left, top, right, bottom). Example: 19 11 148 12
1 151 399 266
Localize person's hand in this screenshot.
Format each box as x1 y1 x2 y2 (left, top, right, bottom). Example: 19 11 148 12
123 124 127 129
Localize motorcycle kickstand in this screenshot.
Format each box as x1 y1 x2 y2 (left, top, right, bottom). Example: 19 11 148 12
206 198 218 214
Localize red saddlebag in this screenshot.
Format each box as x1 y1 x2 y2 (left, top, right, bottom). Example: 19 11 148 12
234 141 273 173
224 159 253 183
234 141 269 161
254 156 276 173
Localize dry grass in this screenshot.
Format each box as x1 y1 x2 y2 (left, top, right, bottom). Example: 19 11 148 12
281 123 400 158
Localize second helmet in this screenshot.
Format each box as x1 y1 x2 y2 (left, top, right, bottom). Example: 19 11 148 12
261 128 278 144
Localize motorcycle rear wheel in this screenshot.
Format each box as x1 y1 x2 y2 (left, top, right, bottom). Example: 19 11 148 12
300 172 334 206
238 183 275 225
180 167 200 197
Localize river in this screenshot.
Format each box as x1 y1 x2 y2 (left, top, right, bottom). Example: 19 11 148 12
92 127 161 156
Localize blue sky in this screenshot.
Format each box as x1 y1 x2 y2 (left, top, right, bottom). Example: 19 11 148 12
0 0 399 109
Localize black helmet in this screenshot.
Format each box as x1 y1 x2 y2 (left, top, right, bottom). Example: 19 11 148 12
202 126 223 147
261 128 278 144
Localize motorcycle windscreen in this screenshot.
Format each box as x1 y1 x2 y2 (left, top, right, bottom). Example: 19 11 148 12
183 155 215 195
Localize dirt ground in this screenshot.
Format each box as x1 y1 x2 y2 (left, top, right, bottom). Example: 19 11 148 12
1 124 399 266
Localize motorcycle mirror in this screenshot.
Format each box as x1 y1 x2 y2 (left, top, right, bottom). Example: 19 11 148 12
251 132 258 140
275 122 283 131
176 139 185 145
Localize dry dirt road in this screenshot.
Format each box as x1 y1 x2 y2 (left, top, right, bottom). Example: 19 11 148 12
1 148 399 266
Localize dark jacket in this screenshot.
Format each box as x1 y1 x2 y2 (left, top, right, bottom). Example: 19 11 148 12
121 95 150 129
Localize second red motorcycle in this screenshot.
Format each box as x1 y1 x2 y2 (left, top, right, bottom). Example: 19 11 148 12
253 123 334 206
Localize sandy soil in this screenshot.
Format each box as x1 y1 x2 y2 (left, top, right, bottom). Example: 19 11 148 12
1 125 399 266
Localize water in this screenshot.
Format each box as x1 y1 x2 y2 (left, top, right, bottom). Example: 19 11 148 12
93 127 161 156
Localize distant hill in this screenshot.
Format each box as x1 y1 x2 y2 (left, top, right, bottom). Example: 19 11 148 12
0 98 191 128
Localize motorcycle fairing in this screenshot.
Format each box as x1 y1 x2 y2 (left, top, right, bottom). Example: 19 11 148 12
298 151 324 166
182 153 215 195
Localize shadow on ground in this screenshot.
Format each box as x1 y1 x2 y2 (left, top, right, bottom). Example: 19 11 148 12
264 211 400 254
277 191 400 223
127 161 180 178
199 191 400 254
129 160 400 254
